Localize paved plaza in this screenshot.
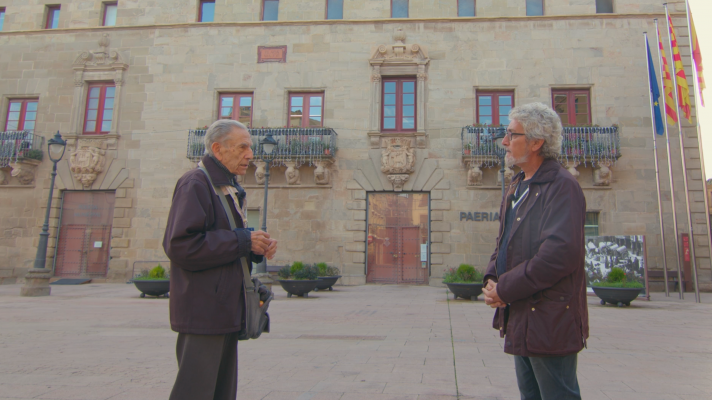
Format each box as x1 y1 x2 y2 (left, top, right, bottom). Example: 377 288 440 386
0 283 711 400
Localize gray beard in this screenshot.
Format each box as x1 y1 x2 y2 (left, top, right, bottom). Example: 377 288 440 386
505 153 529 168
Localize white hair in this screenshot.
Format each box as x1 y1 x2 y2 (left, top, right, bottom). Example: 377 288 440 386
509 102 563 160
203 120 248 156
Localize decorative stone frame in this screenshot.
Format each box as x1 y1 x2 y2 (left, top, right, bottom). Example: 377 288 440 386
368 28 430 149
69 34 127 137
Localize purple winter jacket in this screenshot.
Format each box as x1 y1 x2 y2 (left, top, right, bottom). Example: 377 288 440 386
484 159 589 357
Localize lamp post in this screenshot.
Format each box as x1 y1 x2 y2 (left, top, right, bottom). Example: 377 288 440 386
254 131 278 275
493 126 508 198
21 131 66 297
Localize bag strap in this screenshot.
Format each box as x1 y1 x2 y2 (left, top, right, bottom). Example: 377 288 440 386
198 166 254 290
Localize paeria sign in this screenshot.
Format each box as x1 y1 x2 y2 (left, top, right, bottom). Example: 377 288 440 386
459 212 499 222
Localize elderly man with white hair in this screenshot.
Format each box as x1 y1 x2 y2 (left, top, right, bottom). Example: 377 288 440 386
163 119 277 400
482 102 589 400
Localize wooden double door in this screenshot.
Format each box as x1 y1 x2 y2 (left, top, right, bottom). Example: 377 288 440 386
366 193 429 284
54 191 115 278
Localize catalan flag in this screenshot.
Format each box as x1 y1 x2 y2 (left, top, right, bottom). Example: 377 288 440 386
690 12 705 106
657 28 678 125
668 15 693 122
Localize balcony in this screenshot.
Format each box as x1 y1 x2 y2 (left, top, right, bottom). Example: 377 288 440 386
460 125 621 168
0 131 45 168
187 127 338 164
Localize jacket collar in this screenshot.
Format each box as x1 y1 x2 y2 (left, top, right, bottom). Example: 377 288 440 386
511 158 561 187
201 154 235 187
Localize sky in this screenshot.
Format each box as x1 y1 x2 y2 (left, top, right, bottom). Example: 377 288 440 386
686 0 712 178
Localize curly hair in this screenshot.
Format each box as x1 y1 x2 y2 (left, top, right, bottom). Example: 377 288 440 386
509 102 563 160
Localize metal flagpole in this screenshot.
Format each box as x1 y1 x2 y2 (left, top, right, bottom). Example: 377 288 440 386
664 4 700 302
655 18 684 299
644 32 671 296
684 0 707 300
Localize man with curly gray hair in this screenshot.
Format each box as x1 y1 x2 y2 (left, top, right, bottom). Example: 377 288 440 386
482 102 589 399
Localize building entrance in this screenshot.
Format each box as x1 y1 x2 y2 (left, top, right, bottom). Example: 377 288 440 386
54 191 115 278
366 193 429 284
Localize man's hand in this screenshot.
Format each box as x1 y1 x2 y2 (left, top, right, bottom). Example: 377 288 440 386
264 239 277 260
250 230 272 255
483 280 507 308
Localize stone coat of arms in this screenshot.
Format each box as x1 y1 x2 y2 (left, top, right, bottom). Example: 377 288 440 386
381 138 415 174
70 141 106 188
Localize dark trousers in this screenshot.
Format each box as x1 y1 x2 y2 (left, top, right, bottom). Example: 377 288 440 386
169 332 239 400
514 354 581 400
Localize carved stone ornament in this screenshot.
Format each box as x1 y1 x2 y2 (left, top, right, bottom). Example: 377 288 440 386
69 140 107 189
72 34 124 67
388 174 409 191
0 169 8 185
9 159 41 185
381 137 415 174
497 166 515 186
466 162 483 187
565 161 580 180
284 162 301 185
370 28 429 62
314 161 331 185
593 162 612 186
254 161 267 185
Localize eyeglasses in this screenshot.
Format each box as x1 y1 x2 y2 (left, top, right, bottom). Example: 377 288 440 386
505 130 526 141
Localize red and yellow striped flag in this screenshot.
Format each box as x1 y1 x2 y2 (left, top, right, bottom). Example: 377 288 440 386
668 15 692 122
690 12 705 106
658 28 678 124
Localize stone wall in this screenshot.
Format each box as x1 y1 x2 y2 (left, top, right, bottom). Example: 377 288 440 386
0 2 709 289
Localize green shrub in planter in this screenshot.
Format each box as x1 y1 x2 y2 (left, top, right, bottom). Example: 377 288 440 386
443 264 484 283
277 265 291 280
290 261 305 276
134 264 168 280
23 149 43 161
293 265 318 280
592 267 643 288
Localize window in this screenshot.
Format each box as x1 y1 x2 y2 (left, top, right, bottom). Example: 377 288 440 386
5 100 38 132
262 0 279 21
596 0 613 13
584 212 599 237
457 0 475 17
391 0 408 18
199 0 215 22
0 8 5 31
219 93 253 128
552 89 591 126
103 2 117 26
84 84 116 134
326 0 343 20
526 0 543 16
289 93 324 128
45 5 60 29
382 79 416 132
476 91 513 126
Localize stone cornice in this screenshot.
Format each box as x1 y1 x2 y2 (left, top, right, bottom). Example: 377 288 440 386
0 13 682 36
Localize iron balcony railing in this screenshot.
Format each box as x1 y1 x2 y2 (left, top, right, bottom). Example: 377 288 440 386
187 127 338 163
0 131 45 168
461 125 620 168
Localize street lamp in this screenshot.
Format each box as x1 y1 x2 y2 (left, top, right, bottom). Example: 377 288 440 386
21 131 66 297
255 131 278 275
493 126 508 198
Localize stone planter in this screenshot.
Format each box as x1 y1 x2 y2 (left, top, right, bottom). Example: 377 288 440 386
277 279 320 298
445 282 484 301
591 286 643 307
314 275 341 291
133 280 170 298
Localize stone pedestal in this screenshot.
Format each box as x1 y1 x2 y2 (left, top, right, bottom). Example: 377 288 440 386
20 268 52 297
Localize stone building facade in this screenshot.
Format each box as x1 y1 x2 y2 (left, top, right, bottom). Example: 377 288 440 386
0 0 710 290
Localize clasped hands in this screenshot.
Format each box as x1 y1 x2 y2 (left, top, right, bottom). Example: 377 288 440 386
482 280 507 308
250 230 278 260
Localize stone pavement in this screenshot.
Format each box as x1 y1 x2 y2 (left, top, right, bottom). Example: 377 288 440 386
0 283 711 400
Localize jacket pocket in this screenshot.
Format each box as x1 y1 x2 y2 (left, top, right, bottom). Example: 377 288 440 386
525 295 581 355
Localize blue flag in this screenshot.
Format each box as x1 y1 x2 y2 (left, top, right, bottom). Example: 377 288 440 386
647 39 665 135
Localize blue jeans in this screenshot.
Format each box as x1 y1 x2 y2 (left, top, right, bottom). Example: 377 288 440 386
514 354 581 400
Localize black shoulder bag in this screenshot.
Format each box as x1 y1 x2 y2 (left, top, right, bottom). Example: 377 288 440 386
198 167 272 341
